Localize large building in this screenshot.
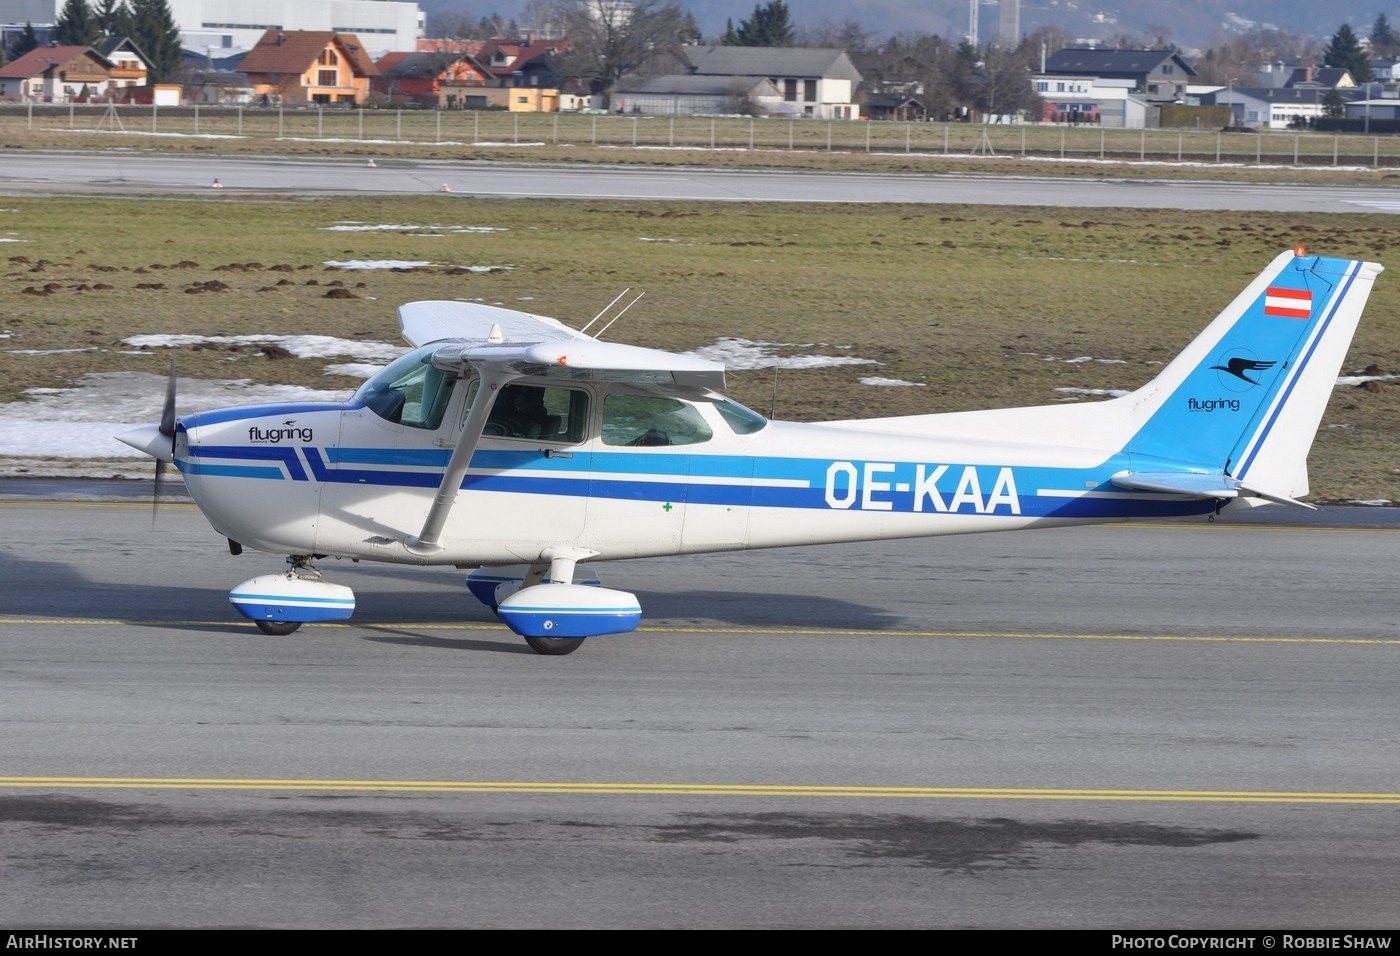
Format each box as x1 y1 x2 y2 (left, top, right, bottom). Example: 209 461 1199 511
0 0 424 57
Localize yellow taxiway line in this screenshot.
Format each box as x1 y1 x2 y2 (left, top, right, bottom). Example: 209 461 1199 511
0 777 1398 803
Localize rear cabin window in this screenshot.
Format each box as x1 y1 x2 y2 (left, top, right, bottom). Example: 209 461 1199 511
602 394 713 447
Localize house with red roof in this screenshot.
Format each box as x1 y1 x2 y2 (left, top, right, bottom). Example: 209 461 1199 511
238 30 379 107
477 38 571 91
426 36 579 111
0 46 114 102
372 49 489 107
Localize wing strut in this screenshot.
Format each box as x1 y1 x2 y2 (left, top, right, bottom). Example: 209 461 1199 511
405 367 519 555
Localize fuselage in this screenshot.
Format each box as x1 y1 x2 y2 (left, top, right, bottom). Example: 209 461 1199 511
172 347 1217 567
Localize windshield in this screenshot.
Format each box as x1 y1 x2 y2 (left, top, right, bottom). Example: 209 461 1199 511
354 347 457 429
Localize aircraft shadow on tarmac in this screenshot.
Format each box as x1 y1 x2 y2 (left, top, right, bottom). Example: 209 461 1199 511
0 545 903 641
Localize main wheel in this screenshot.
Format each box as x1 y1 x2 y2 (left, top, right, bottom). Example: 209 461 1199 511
255 619 302 636
524 636 585 656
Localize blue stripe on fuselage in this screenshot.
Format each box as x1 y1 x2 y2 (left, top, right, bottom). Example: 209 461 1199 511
189 444 308 480
180 441 1214 520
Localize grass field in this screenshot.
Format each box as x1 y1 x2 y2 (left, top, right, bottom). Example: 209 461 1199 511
3 168 1398 502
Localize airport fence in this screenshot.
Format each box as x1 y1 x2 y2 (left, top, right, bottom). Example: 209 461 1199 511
6 102 1400 169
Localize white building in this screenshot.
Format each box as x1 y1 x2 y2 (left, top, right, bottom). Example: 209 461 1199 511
0 0 424 57
1212 85 1339 131
678 47 863 120
1033 73 1148 129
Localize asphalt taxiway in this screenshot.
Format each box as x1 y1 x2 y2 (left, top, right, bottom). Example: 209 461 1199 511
2 490 1398 928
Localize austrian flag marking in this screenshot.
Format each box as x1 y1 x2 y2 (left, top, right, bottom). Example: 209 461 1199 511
1264 286 1312 319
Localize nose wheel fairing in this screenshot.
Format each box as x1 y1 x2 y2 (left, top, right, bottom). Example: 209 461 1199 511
229 569 356 626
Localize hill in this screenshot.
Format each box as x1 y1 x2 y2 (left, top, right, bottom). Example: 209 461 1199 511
419 0 1379 54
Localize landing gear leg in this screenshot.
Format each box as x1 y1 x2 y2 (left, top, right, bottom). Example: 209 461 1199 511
519 550 590 655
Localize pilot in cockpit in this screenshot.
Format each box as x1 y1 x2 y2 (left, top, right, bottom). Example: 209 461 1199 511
485 384 551 438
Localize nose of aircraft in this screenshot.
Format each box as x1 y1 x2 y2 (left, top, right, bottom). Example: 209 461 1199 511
116 422 175 461
117 356 179 463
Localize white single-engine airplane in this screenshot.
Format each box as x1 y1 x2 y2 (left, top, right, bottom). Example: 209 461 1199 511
119 247 1381 654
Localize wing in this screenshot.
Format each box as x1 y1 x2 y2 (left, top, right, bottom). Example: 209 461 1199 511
399 300 725 391
399 300 580 348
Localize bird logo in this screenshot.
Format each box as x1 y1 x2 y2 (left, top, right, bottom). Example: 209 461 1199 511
1210 357 1276 386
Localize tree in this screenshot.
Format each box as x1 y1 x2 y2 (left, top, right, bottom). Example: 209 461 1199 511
796 19 875 53
10 22 40 60
53 0 100 46
678 10 702 44
1322 86 1346 117
1370 13 1399 59
938 37 983 119
1322 23 1371 82
128 0 183 83
545 0 689 109
725 1 794 47
978 39 1042 121
95 0 135 38
1194 25 1316 86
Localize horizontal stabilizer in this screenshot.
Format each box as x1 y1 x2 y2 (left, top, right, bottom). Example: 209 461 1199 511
1111 471 1316 510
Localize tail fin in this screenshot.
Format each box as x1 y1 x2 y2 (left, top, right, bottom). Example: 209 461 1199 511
1112 247 1382 509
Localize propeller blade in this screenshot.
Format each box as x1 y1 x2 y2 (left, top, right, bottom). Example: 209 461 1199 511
153 357 177 523
158 356 177 451
152 459 165 525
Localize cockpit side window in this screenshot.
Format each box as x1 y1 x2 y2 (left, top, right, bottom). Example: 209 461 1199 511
354 348 457 430
602 394 713 447
465 380 589 444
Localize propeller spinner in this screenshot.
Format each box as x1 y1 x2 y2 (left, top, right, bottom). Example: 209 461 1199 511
115 358 179 463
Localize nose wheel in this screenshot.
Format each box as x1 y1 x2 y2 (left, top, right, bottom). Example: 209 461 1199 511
255 619 303 636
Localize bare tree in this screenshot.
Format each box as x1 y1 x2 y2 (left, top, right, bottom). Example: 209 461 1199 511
1013 25 1074 73
1194 26 1317 86
888 33 960 120
542 0 689 109
727 77 758 115
978 40 1040 121
797 19 876 53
